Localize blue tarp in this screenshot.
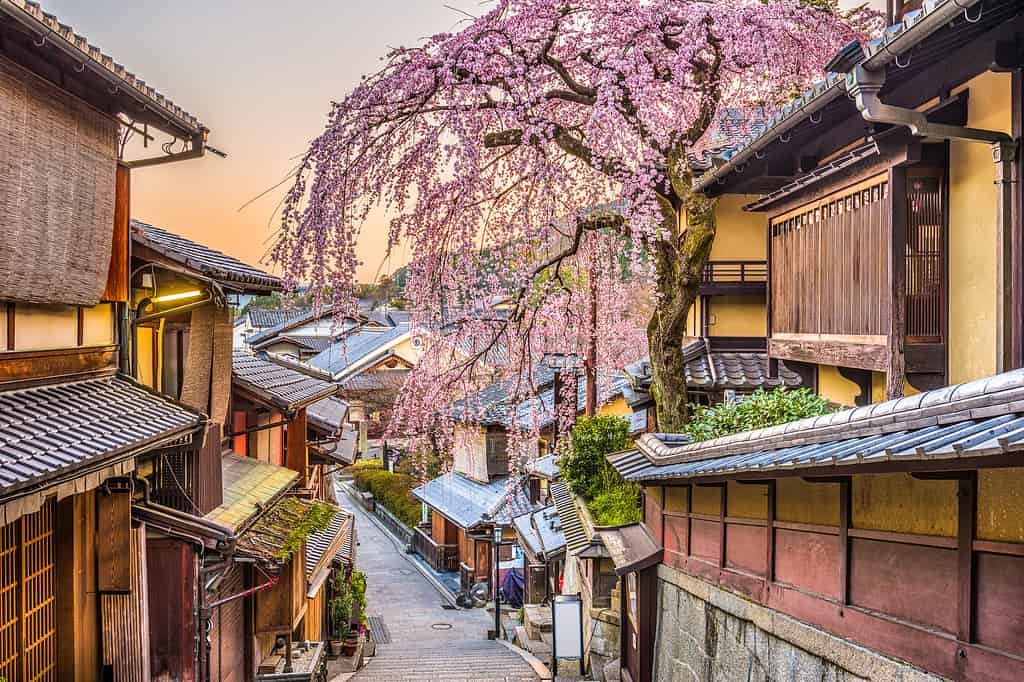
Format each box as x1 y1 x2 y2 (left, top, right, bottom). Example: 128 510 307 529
502 568 524 609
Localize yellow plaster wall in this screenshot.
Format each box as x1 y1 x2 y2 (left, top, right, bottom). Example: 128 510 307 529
817 365 860 407
852 473 957 537
776 478 840 526
597 397 632 418
82 304 114 346
710 195 768 260
14 303 77 350
707 297 766 337
664 485 688 514
136 328 155 388
948 71 1012 384
726 481 767 519
691 485 721 515
977 467 1024 543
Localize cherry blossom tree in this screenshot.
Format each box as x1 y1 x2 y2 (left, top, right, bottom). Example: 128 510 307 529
275 0 877 432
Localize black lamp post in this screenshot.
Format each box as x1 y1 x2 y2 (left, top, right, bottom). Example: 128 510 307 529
493 524 503 640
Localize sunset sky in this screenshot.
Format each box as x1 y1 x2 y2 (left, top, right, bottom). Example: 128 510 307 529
49 0 884 283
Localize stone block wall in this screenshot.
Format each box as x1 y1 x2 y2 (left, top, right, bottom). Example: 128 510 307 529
653 565 944 682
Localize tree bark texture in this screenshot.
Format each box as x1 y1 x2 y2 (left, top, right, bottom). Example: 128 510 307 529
647 176 716 433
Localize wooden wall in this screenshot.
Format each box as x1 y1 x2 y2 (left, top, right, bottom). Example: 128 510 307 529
645 468 1024 681
147 538 198 682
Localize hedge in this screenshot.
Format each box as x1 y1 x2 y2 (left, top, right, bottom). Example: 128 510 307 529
351 463 422 527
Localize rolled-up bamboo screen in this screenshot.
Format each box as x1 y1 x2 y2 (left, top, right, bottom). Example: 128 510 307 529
0 54 117 306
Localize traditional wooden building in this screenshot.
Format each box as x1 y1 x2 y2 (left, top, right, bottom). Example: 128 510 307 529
0 1 218 678
603 2 1024 680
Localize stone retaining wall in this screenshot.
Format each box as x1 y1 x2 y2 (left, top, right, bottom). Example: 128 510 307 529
653 565 945 682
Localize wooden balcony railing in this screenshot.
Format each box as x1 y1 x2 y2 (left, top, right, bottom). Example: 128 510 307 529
700 260 768 296
413 526 459 573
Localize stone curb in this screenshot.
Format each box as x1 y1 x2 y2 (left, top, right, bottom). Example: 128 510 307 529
496 638 554 681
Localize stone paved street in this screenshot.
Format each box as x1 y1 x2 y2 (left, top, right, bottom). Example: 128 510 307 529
336 482 542 682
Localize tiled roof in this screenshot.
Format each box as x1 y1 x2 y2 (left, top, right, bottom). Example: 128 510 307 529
624 342 802 395
235 496 325 564
693 0 990 191
132 221 281 292
1 0 205 137
549 481 589 555
310 425 358 466
0 376 204 497
526 454 559 480
412 472 534 529
232 351 338 412
245 307 366 346
307 396 349 435
245 308 306 329
608 369 1024 482
308 325 411 378
512 505 566 560
204 453 298 533
278 335 334 352
306 507 355 579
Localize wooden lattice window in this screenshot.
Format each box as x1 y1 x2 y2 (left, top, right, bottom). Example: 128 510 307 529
0 501 57 682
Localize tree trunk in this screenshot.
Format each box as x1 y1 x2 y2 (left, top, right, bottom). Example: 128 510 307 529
647 182 716 433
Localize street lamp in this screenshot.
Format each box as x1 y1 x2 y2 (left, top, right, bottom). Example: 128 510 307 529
493 525 503 640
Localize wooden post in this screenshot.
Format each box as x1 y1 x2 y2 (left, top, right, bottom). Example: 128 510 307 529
994 141 1018 373
765 481 776 585
286 408 309 487
957 473 978 643
97 489 132 593
56 492 100 681
838 478 851 606
887 167 907 399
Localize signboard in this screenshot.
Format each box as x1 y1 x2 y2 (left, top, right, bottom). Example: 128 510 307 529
552 593 584 661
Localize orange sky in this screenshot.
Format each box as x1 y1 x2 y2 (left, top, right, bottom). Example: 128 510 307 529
45 0 469 282
49 0 884 284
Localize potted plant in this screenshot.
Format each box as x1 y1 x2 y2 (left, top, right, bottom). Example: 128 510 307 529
329 573 353 656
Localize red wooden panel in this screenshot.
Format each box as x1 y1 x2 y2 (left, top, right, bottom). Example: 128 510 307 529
720 568 765 601
690 519 720 563
725 524 766 576
147 538 197 682
770 582 1024 682
663 516 687 557
975 552 1024 657
849 538 957 633
774 529 841 600
663 550 686 573
644 494 662 545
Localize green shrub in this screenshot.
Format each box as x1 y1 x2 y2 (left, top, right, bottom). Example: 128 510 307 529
329 572 353 640
683 387 832 443
352 466 421 527
562 415 640 526
589 483 642 526
561 415 631 499
350 570 368 628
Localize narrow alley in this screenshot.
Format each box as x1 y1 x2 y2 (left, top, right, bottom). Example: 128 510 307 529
335 481 543 682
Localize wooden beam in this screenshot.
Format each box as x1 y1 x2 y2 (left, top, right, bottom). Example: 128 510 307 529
5 301 13 351
957 473 977 643
839 478 851 606
76 306 84 346
768 337 888 372
719 483 727 569
97 489 132 593
887 165 907 399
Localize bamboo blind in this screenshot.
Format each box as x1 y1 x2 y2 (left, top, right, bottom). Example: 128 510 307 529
0 501 56 682
0 55 118 306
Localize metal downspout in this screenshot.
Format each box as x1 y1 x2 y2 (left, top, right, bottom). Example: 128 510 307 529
846 63 1019 372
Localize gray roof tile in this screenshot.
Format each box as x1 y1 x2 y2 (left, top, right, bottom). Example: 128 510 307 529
233 351 338 412
308 325 410 378
0 376 204 495
132 221 281 291
412 473 534 529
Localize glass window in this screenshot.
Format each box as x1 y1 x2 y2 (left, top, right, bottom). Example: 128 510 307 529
626 572 638 631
